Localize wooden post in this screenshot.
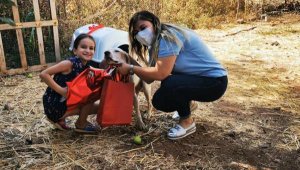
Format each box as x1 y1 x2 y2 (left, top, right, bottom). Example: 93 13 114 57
50 0 61 62
236 0 240 20
12 0 28 69
0 32 7 73
0 20 58 31
261 0 265 14
33 0 46 65
245 0 247 15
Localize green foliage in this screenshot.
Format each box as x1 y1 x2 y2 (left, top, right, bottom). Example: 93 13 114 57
24 10 37 54
24 11 35 22
1 0 16 6
0 17 15 26
0 0 16 25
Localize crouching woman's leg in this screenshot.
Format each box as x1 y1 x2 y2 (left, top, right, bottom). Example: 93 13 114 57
152 74 228 140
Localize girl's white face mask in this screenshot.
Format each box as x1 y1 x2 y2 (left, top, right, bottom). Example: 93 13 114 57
135 27 154 46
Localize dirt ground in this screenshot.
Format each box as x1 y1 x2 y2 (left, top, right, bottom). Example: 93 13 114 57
0 14 299 170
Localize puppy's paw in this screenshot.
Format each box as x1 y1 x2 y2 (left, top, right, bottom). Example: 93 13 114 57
136 121 148 131
142 110 152 120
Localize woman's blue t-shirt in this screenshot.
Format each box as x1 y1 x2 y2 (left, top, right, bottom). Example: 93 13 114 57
157 28 227 77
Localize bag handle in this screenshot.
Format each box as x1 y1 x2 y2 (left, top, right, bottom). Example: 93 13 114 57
106 65 130 83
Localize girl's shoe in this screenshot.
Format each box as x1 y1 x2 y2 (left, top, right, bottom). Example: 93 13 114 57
74 122 100 134
167 122 196 140
47 118 71 131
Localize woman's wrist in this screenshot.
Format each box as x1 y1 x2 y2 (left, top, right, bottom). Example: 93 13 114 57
129 64 134 75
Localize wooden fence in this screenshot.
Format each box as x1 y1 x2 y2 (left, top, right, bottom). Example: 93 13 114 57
0 0 60 75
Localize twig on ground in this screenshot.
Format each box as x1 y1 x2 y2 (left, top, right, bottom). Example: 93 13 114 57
249 121 292 134
150 142 155 155
0 76 6 83
225 26 257 36
141 127 158 137
60 153 87 170
26 102 37 116
240 53 255 59
259 112 291 117
19 115 45 140
229 161 258 170
119 136 161 155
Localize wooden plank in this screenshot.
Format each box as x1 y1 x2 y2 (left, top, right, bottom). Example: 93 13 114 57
0 32 7 73
50 0 61 62
33 0 46 65
0 62 56 75
0 20 58 31
12 0 28 68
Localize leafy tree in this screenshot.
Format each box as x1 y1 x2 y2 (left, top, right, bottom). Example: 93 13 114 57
0 0 16 26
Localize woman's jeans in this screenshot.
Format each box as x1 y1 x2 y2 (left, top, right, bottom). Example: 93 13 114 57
152 74 228 119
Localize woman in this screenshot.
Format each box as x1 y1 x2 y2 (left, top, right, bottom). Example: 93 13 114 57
118 11 228 140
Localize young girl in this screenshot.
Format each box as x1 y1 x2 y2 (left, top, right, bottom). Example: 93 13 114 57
118 11 228 140
40 33 99 133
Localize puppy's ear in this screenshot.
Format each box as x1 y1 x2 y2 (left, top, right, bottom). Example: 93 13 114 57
118 44 129 54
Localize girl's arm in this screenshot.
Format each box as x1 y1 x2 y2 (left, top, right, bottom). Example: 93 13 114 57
39 60 72 97
118 55 176 84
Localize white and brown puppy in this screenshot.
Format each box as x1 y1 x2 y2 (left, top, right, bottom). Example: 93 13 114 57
104 45 152 130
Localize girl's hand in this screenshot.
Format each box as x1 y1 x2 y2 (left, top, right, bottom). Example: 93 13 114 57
60 87 68 98
40 60 72 96
117 63 130 75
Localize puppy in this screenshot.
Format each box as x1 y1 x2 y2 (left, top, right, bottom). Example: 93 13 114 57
104 45 152 130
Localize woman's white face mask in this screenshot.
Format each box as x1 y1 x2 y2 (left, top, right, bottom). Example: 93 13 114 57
135 27 154 46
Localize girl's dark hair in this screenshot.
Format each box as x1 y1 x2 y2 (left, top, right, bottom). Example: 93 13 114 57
73 33 95 50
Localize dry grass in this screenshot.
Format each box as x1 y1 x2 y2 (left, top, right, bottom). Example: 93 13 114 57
0 14 300 169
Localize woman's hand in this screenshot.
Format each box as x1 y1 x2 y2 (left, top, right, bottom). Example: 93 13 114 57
116 55 176 83
117 63 131 75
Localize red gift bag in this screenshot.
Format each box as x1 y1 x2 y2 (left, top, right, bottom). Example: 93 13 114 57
66 67 110 112
96 73 134 127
